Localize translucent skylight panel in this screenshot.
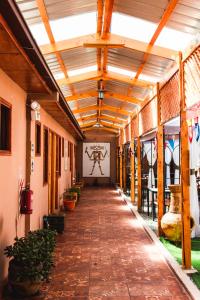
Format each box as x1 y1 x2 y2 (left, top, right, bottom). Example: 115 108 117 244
68 65 97 77
50 12 96 41
155 27 194 51
54 72 65 80
139 74 159 83
30 23 50 45
111 13 156 43
108 65 136 78
111 12 194 51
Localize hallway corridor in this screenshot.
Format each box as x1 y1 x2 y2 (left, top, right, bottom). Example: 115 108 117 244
31 187 191 300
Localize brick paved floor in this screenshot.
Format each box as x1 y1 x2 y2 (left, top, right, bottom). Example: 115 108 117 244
7 187 192 299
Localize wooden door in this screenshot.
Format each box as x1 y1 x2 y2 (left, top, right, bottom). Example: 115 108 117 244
48 131 58 214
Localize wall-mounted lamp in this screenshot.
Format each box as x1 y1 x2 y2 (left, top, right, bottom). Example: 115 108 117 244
31 101 40 111
31 101 40 121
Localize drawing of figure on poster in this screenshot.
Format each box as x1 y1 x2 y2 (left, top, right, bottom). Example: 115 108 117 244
83 143 110 177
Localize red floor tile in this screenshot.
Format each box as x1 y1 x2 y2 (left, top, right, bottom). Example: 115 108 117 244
3 187 192 300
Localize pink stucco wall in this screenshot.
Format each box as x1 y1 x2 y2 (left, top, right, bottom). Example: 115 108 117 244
30 107 76 231
0 69 26 282
0 68 77 285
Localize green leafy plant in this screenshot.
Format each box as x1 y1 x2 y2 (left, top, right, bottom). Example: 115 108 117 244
69 187 80 198
4 229 57 282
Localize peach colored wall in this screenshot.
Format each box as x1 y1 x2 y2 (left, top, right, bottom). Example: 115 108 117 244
30 107 76 231
0 69 26 283
0 69 77 286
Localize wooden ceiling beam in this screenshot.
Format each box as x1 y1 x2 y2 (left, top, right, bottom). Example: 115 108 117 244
58 71 153 86
82 127 118 134
102 0 114 40
100 120 122 129
66 90 142 105
73 104 131 116
40 34 176 60
105 72 154 87
66 91 97 101
77 114 97 123
36 0 75 94
57 71 102 85
97 0 103 72
77 114 126 125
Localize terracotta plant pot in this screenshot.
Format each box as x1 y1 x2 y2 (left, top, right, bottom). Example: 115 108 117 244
63 198 76 211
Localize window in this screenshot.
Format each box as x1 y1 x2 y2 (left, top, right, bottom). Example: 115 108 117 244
35 121 41 156
43 127 49 184
0 98 11 154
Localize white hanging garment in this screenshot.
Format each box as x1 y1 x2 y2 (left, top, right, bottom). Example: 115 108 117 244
173 139 180 184
165 144 172 187
146 142 157 188
190 128 200 238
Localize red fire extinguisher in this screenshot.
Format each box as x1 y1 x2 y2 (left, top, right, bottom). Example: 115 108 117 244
20 185 33 214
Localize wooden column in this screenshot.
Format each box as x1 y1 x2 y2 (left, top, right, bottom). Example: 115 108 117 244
116 146 119 184
130 139 135 203
25 97 31 235
157 83 164 235
122 145 126 191
179 51 191 269
119 145 123 189
137 137 142 211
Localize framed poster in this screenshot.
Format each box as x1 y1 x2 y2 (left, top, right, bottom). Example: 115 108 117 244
83 143 110 177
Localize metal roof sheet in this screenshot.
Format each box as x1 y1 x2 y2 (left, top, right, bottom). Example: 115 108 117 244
16 0 41 24
73 80 97 93
44 0 97 21
168 1 200 34
108 48 144 72
113 0 168 23
61 48 96 71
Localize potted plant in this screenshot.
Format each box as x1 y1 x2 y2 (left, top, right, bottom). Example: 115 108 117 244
63 189 77 211
4 228 57 297
69 186 81 200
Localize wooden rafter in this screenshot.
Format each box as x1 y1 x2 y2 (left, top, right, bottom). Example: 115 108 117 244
66 90 142 105
80 120 122 130
36 0 75 95
101 0 114 76
97 0 103 72
82 127 118 134
77 114 97 122
102 0 114 40
57 71 153 86
40 34 177 59
77 114 127 125
73 104 131 116
100 114 127 124
134 0 178 81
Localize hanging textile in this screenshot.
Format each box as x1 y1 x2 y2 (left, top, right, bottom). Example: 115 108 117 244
172 139 180 184
189 124 200 237
144 141 156 188
165 143 172 187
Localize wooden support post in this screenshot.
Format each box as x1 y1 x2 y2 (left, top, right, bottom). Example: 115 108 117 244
119 145 123 189
157 83 164 235
122 145 126 191
116 146 119 184
130 139 135 203
25 97 31 235
137 137 142 211
179 51 191 269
